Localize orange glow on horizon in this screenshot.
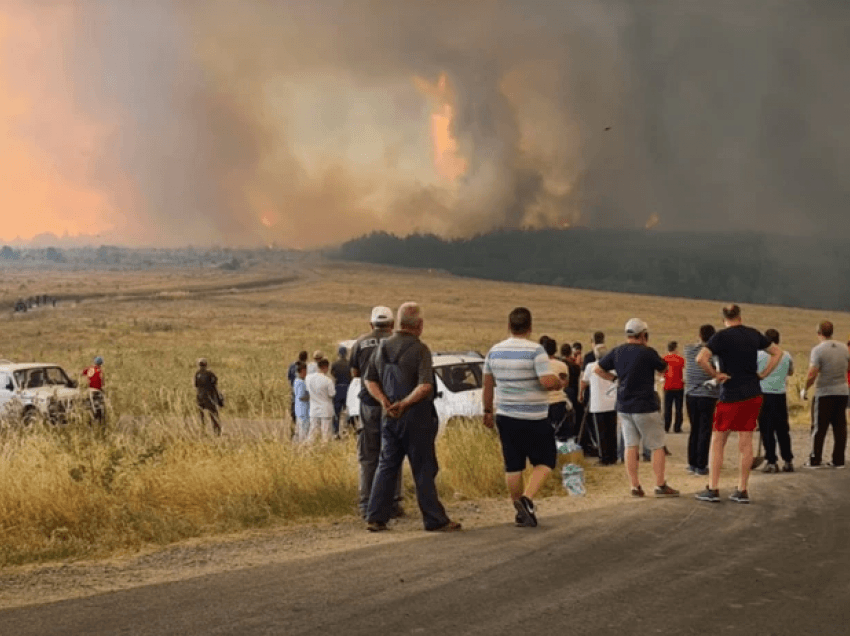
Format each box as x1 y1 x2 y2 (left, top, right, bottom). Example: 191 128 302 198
0 6 116 242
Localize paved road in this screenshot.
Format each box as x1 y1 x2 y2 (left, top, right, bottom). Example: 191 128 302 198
2 470 848 635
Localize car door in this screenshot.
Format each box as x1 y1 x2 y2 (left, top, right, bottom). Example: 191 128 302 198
432 372 450 427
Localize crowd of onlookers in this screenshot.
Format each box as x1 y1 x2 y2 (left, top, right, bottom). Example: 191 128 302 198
193 301 849 533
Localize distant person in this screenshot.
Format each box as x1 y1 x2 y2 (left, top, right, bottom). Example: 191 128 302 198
802 321 850 468
540 337 571 446
288 350 308 427
365 302 460 532
195 358 223 436
695 304 782 504
571 343 587 444
483 308 563 527
663 341 685 433
596 319 678 497
578 331 605 455
305 358 335 442
683 325 719 476
582 344 618 465
560 343 581 441
307 350 323 375
82 356 106 427
349 306 403 519
572 342 583 369
582 331 605 371
331 345 352 437
292 362 310 443
757 329 795 473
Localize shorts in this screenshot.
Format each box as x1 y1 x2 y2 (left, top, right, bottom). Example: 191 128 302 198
619 411 666 451
714 396 762 432
495 415 557 473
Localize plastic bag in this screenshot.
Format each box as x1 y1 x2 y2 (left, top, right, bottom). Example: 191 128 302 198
561 463 586 496
557 438 583 455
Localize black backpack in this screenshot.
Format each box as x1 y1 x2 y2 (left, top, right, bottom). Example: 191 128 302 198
379 340 417 403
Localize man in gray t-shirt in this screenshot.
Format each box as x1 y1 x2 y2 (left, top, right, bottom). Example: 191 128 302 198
803 320 850 467
363 302 459 533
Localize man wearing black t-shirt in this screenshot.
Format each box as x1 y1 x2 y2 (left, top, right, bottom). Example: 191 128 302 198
696 304 782 504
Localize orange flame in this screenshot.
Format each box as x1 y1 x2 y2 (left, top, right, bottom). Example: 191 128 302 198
645 213 660 229
413 73 468 182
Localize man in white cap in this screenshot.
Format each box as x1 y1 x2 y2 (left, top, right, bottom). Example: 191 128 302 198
595 318 679 498
348 306 404 518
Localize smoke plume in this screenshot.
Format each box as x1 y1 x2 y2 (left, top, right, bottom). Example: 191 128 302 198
2 0 848 247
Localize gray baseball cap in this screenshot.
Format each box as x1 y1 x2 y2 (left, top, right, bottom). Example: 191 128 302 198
625 318 648 336
370 306 393 325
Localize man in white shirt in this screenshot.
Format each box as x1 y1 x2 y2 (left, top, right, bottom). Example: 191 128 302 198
582 344 618 465
305 358 336 442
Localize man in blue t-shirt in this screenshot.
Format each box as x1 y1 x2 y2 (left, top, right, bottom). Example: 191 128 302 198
596 318 679 498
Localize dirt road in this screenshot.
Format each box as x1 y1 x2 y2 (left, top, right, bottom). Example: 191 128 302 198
1 465 847 635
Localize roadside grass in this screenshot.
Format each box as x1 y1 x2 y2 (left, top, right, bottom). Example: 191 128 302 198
0 261 842 566
0 416 516 567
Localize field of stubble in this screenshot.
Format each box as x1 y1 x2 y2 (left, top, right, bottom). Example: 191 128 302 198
0 260 842 567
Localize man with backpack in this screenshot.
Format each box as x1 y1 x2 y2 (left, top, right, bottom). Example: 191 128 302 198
349 306 403 519
195 358 223 436
364 302 460 533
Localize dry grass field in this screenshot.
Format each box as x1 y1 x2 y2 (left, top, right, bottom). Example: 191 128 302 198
0 260 846 567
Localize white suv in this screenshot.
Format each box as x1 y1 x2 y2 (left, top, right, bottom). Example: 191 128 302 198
0 361 85 425
342 348 485 429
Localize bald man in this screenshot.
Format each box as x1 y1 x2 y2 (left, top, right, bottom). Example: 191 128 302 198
364 302 460 533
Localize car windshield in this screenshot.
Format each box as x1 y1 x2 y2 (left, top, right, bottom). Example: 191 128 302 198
14 367 71 389
435 362 483 393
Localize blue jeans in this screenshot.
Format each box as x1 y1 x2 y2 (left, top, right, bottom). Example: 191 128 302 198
366 404 449 530
332 383 349 435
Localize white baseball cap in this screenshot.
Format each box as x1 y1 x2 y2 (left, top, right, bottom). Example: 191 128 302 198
625 318 648 336
370 306 394 325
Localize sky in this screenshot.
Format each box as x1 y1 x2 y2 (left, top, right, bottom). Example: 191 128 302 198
1 0 848 248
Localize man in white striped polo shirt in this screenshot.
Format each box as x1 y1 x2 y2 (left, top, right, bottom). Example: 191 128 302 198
482 307 564 527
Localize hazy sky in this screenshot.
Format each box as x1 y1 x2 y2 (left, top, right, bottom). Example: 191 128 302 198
1 1 848 247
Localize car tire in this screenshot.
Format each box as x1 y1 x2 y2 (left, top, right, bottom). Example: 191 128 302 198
22 407 40 427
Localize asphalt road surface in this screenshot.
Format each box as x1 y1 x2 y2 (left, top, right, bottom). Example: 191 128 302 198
2 469 848 636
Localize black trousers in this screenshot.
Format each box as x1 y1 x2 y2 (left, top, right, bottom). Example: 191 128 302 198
664 389 684 432
686 395 716 470
366 407 450 530
591 411 618 464
810 395 849 466
199 405 221 435
358 403 403 516
758 393 793 463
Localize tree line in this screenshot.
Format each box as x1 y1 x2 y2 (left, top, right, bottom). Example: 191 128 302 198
333 229 850 311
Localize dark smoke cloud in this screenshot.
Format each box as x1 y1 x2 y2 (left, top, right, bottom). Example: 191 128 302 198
15 0 850 246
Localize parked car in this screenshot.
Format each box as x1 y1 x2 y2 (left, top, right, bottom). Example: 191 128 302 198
0 360 85 425
341 346 485 429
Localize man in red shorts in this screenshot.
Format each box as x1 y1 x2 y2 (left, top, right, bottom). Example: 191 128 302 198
695 305 782 503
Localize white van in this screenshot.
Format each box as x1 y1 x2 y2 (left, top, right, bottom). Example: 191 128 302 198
342 348 485 429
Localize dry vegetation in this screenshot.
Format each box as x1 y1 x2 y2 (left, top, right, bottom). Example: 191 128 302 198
0 261 846 567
